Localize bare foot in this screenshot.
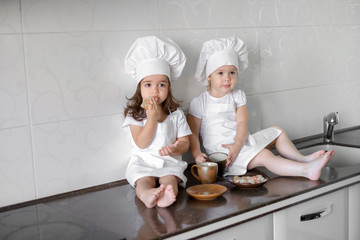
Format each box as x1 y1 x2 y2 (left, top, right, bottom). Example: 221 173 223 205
307 150 335 180
302 150 326 162
157 185 176 208
141 185 165 208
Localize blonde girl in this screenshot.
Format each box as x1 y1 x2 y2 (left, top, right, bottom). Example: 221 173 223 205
187 36 334 181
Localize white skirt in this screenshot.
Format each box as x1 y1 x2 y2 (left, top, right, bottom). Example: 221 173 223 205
225 127 282 176
125 151 188 188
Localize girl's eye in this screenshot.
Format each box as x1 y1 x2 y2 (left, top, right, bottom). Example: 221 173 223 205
144 83 151 87
230 71 236 75
218 71 223 75
158 83 166 87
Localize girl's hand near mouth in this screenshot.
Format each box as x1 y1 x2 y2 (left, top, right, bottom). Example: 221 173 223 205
141 96 159 110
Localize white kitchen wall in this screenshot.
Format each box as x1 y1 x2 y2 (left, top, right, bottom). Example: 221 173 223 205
1 0 359 208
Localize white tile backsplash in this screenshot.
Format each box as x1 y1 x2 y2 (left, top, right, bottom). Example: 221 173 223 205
32 114 130 198
1 0 360 207
0 127 36 207
260 25 360 93
0 0 22 33
0 34 29 129
24 32 131 124
260 26 335 92
21 0 159 33
259 0 334 26
160 0 259 29
261 82 360 139
332 0 360 25
247 95 262 133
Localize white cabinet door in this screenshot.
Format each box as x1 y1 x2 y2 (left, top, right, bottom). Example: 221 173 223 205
349 182 360 240
198 214 273 240
273 188 348 240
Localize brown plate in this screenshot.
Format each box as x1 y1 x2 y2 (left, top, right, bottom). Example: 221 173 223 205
229 173 269 188
186 184 227 200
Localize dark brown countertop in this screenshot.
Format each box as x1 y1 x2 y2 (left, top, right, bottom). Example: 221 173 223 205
1 127 360 240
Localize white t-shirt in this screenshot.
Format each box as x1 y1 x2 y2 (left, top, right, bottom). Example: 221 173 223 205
189 89 247 137
122 109 191 151
188 89 282 176
122 109 192 187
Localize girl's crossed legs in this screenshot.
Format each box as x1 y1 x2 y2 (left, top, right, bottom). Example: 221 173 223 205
248 126 334 181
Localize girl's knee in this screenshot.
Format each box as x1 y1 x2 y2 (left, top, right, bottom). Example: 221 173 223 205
272 125 284 132
249 149 271 168
272 126 287 138
259 148 274 158
256 148 276 160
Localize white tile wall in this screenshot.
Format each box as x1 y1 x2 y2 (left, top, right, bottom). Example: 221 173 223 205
0 34 29 129
1 0 360 207
260 26 360 93
0 0 22 33
159 0 259 29
24 32 132 124
21 0 159 32
261 82 360 139
32 115 130 198
258 0 334 26
0 127 35 206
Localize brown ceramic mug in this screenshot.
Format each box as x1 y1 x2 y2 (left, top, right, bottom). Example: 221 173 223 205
207 152 227 177
191 162 218 184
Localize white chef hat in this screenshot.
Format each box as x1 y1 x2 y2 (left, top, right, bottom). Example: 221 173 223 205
124 36 186 83
195 36 248 86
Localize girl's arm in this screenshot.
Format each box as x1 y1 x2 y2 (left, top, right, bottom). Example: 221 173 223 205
187 114 207 164
129 117 157 149
159 136 189 156
129 98 161 149
222 105 249 166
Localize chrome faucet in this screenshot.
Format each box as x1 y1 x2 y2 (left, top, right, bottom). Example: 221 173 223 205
323 112 339 143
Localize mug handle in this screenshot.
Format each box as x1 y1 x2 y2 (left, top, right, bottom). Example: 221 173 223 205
191 165 201 181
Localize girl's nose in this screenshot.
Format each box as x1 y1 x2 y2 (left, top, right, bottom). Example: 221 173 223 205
224 74 231 81
152 86 159 93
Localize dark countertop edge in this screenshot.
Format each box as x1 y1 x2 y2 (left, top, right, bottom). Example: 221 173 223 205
162 173 360 239
167 167 360 239
161 125 360 239
1 125 360 214
0 179 128 213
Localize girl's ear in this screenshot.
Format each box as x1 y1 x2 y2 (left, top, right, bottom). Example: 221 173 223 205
207 76 211 85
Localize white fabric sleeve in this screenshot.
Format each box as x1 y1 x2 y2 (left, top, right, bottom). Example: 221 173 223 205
188 95 205 119
175 110 192 138
233 89 247 107
122 115 144 128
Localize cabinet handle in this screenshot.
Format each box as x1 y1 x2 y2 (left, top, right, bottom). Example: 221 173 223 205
300 204 333 222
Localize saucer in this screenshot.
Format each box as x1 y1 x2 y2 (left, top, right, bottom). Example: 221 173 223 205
228 172 269 189
186 184 227 200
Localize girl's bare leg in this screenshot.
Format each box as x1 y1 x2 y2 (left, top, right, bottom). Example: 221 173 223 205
272 126 326 162
248 148 334 180
136 177 165 208
157 175 179 208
